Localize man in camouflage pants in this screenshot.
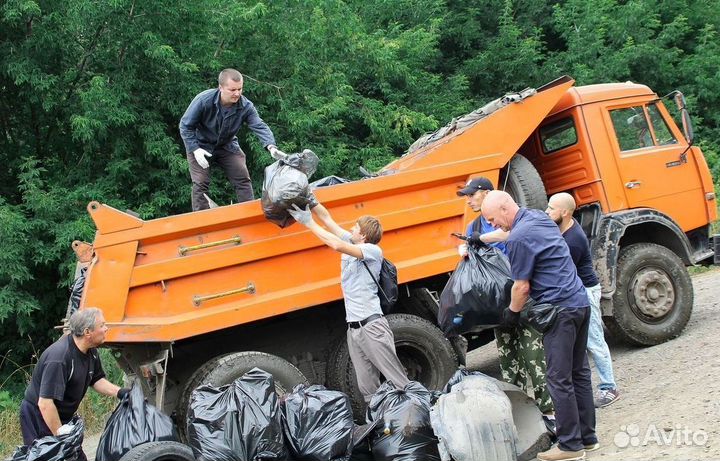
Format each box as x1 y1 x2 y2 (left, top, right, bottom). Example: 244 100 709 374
457 177 553 414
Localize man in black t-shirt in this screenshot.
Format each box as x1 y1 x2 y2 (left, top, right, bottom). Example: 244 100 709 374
20 308 128 459
547 193 620 409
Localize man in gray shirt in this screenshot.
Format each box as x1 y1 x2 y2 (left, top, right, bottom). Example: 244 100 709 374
289 203 409 401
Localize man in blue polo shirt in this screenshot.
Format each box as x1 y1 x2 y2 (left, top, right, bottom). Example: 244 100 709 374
456 177 553 415
482 190 597 461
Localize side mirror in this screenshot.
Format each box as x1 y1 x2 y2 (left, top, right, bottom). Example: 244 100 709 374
673 91 694 144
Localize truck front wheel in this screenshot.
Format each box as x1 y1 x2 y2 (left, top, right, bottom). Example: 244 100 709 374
176 351 307 440
607 243 693 346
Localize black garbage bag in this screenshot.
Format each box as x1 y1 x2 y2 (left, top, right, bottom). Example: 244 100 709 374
310 175 350 188
437 245 513 336
365 381 440 461
96 383 178 461
187 368 287 461
262 149 320 228
12 416 85 461
281 384 354 461
66 266 87 318
8 446 28 461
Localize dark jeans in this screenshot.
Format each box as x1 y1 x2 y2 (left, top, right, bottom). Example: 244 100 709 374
19 400 87 461
542 307 597 451
187 148 253 211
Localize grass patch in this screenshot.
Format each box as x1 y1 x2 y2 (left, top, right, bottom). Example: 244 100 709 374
0 347 123 458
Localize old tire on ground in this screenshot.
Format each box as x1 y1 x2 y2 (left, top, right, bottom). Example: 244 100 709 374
500 154 548 210
327 314 458 419
118 441 194 461
176 351 307 441
606 243 693 346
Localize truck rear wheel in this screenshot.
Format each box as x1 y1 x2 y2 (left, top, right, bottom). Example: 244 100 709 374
327 314 458 419
118 441 194 461
501 154 548 210
606 243 693 346
176 351 307 440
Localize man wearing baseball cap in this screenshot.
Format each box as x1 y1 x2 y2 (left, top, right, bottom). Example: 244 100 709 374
456 177 554 416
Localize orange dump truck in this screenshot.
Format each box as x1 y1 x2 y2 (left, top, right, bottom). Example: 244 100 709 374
73 76 717 423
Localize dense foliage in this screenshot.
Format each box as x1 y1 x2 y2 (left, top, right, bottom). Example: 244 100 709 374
1 0 719 387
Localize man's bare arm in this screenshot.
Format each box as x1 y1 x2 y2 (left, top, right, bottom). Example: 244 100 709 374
509 280 530 312
37 397 62 435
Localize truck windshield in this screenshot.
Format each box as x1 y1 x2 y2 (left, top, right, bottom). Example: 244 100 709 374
647 103 677 146
610 105 678 152
610 107 653 151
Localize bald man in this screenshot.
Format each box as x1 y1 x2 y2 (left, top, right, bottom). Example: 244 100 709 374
482 191 597 461
546 193 620 408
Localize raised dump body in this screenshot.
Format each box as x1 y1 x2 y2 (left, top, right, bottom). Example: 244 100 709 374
74 75 716 420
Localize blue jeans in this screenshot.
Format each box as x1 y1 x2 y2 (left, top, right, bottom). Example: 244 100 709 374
585 284 617 391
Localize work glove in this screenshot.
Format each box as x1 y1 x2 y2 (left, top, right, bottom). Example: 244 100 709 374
288 204 313 226
56 423 74 436
500 308 521 328
466 231 487 248
268 145 287 161
193 148 212 169
116 387 130 400
457 243 468 257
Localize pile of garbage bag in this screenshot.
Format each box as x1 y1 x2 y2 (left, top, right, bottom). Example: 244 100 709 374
438 244 513 335
365 381 440 461
10 416 84 461
281 384 354 461
96 383 178 461
187 368 287 461
262 149 320 228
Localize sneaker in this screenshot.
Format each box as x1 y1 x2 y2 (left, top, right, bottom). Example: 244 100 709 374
584 442 600 452
594 388 620 408
537 445 586 461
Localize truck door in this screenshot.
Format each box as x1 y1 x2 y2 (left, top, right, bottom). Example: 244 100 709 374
607 102 707 231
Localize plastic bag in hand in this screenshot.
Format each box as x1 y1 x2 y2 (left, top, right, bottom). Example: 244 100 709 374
96 383 178 461
438 245 513 336
262 149 320 228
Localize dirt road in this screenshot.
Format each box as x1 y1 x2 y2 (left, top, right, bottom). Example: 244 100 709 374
468 267 720 459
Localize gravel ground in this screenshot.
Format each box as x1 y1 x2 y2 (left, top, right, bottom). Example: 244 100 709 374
468 267 720 460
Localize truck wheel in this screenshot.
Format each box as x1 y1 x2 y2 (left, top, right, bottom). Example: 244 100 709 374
606 243 693 346
501 154 548 210
327 314 458 419
118 441 194 461
176 351 307 440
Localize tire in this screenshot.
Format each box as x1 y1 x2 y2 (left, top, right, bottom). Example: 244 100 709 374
606 243 693 346
500 154 548 210
118 442 194 461
176 351 307 441
327 314 458 419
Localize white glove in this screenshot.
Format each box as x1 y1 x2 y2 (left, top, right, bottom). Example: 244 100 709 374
57 423 74 436
193 148 212 169
458 243 468 258
268 145 287 161
288 204 313 226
